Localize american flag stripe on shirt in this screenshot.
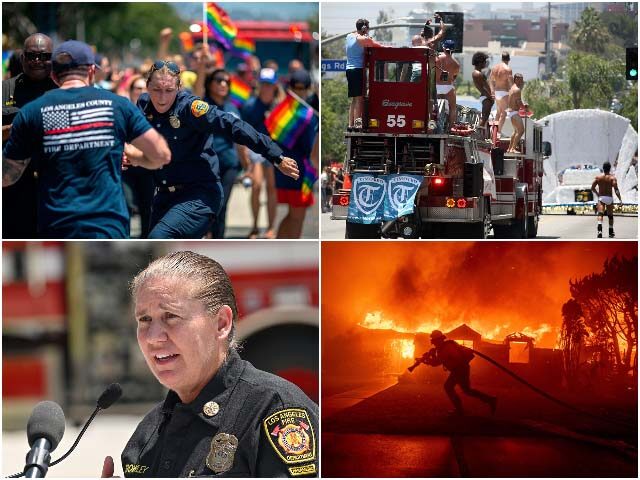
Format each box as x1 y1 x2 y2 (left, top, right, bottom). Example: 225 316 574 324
43 104 115 147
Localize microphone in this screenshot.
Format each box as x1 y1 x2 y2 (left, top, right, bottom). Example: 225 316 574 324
49 383 123 467
9 384 123 478
97 383 123 410
23 401 66 478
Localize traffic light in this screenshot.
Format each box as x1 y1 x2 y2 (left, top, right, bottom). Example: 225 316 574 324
626 47 638 80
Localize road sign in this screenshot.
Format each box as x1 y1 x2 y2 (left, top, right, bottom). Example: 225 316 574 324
322 59 347 72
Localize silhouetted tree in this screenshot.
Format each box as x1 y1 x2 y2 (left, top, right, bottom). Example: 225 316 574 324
567 255 638 382
560 298 588 389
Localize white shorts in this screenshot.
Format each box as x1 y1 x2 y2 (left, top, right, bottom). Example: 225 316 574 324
507 110 518 119
437 84 454 95
599 195 613 205
495 90 509 100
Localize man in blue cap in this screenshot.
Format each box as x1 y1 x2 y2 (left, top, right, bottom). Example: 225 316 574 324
3 40 171 238
435 39 460 131
241 67 280 239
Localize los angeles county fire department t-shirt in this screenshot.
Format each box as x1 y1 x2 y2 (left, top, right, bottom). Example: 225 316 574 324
3 87 151 238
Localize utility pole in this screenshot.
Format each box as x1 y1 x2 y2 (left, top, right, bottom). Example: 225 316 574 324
545 2 552 78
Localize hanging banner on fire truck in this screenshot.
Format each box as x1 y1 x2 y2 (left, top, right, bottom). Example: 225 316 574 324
347 174 386 224
383 174 423 220
348 173 424 224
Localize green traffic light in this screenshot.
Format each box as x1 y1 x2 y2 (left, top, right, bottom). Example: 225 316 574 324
631 68 638 78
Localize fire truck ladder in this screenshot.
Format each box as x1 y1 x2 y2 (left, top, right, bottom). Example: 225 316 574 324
463 137 481 165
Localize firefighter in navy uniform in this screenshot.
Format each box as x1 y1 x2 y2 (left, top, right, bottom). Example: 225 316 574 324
101 251 317 478
131 61 299 239
119 350 318 478
412 330 497 416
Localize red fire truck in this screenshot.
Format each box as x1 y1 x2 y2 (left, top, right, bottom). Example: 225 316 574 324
331 46 550 239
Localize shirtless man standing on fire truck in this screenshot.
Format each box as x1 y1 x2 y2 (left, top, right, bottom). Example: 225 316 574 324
490 52 513 137
435 39 460 131
471 52 494 130
591 161 622 238
506 73 527 153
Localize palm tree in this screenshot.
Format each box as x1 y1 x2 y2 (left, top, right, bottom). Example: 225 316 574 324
570 7 611 54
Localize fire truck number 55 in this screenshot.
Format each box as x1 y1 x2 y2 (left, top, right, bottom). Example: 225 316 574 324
387 115 406 128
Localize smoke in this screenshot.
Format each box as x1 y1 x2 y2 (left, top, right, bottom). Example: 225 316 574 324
322 242 637 348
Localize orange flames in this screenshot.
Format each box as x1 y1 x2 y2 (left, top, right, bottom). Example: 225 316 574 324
390 339 415 359
360 311 555 345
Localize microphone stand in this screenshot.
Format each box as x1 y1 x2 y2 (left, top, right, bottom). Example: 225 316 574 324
9 406 102 478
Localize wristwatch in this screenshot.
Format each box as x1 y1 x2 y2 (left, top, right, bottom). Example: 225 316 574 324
275 154 285 165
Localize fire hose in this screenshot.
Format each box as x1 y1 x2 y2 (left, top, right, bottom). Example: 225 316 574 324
410 348 631 429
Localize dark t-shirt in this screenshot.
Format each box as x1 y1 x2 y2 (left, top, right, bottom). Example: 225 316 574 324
3 86 151 238
2 73 59 238
241 96 272 136
204 97 241 170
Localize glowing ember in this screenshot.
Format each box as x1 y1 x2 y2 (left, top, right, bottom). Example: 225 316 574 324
390 339 415 359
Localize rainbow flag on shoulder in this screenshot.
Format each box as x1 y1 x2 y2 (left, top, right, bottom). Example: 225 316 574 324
231 37 255 60
265 93 314 150
229 74 252 108
206 3 237 50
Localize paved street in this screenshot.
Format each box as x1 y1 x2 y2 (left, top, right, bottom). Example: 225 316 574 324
322 377 637 477
321 213 638 239
225 182 319 239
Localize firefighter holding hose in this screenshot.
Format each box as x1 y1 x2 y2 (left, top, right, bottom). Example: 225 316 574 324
409 330 497 416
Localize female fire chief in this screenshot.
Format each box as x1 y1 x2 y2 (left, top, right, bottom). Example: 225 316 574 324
124 61 299 238
101 251 318 477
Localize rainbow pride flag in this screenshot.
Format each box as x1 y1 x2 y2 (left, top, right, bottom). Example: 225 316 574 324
231 37 255 59
206 2 237 50
301 156 318 203
229 74 252 108
265 93 314 150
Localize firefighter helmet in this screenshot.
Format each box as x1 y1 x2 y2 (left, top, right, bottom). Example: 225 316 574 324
431 330 446 342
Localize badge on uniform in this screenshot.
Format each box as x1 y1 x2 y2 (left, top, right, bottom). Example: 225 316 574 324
206 432 238 474
262 408 316 465
191 100 209 117
169 115 181 128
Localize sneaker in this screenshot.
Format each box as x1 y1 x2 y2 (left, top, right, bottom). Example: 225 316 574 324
609 230 615 238
353 118 363 130
597 232 602 238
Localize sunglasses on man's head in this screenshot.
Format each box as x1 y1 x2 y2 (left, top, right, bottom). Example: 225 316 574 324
24 51 52 62
151 60 180 75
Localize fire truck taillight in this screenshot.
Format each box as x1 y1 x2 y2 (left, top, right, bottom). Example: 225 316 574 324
457 198 467 208
412 120 424 129
369 119 379 128
338 195 349 206
433 177 444 186
446 198 456 208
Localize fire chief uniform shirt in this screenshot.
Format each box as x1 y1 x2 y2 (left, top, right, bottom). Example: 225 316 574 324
2 86 151 238
137 91 283 239
122 350 318 478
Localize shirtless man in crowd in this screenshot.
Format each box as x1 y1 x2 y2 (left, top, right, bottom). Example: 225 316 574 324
591 161 622 238
506 73 526 153
490 52 513 137
436 39 460 131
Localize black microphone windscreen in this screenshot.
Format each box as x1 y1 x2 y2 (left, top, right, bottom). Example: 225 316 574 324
26 401 66 451
97 383 123 409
